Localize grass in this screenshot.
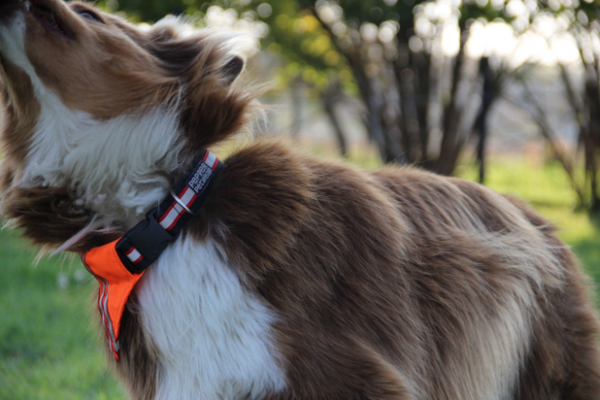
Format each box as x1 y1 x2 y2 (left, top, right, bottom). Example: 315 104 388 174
1 153 598 399
0 232 127 400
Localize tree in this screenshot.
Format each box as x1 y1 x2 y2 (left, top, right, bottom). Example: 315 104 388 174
502 0 600 210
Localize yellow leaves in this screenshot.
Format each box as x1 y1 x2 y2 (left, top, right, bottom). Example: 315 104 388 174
301 35 332 56
278 58 352 93
273 12 339 67
291 15 320 33
325 50 341 66
268 42 282 53
302 67 319 83
338 68 353 83
294 18 308 33
313 35 332 54
301 15 320 32
276 14 319 33
278 63 327 92
285 62 301 77
276 14 289 29
261 7 353 94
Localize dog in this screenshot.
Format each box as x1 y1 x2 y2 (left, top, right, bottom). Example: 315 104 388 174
1 1 600 399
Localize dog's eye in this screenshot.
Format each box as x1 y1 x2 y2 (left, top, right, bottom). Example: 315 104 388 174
78 10 103 23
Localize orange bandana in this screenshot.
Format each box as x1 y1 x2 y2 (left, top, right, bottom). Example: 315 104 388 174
81 239 145 361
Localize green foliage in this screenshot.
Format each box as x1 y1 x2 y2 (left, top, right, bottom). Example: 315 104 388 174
95 0 186 22
332 0 415 26
459 3 511 26
106 0 357 93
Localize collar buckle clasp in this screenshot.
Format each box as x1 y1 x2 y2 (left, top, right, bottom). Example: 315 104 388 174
115 209 176 274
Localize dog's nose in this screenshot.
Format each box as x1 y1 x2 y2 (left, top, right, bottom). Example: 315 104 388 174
0 0 23 6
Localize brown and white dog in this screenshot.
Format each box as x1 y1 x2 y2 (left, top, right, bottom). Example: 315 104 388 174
1 1 600 399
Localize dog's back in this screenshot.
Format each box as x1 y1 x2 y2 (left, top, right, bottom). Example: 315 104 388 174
374 166 600 399
177 141 600 400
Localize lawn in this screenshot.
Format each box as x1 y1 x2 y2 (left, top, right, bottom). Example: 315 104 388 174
0 231 127 400
0 154 598 400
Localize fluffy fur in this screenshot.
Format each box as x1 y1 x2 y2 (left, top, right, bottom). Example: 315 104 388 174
1 1 600 399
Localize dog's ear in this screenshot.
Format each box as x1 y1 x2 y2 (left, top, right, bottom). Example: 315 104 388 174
147 27 244 86
147 22 255 151
147 30 203 76
220 56 244 85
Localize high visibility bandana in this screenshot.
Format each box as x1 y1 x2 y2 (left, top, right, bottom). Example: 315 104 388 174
80 150 223 361
82 240 144 360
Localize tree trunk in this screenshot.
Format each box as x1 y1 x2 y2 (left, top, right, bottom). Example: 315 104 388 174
512 80 586 206
309 7 403 164
291 77 304 140
475 58 495 184
321 89 348 158
584 65 600 210
437 31 470 175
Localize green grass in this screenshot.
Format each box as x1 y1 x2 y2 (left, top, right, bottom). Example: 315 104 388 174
1 155 599 399
0 232 127 400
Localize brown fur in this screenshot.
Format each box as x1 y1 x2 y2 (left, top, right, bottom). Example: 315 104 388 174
181 142 600 399
505 196 600 399
117 294 159 400
0 54 40 186
1 1 600 399
1 186 100 249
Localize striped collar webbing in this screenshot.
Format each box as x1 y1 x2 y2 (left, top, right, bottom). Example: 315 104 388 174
115 149 224 273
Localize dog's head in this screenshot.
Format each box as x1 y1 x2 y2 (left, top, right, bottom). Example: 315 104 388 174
0 0 255 249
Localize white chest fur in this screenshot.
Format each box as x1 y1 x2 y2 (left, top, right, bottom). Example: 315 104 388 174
136 236 287 400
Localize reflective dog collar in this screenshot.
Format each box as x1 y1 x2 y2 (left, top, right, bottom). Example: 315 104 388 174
81 150 223 361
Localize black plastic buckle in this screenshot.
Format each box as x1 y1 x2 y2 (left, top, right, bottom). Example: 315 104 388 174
116 209 176 274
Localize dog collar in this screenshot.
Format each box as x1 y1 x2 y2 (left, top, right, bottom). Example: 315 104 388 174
81 150 223 361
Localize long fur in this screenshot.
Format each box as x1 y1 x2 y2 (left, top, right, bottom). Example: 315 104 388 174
1 1 600 399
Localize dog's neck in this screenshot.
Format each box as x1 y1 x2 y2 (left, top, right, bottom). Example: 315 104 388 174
24 94 186 228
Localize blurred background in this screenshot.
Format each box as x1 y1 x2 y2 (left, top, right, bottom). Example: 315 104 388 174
1 0 600 398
